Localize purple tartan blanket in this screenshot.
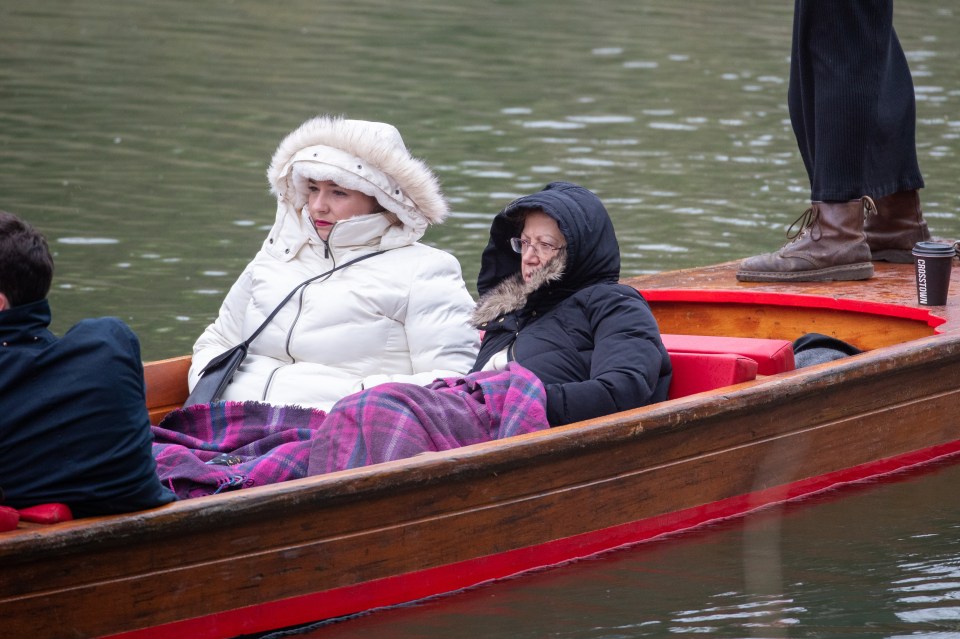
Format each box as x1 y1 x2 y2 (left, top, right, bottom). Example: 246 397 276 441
152 364 547 499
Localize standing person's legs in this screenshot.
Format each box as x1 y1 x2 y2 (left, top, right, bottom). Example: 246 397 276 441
860 6 930 262
792 0 922 202
809 0 930 262
738 0 878 282
739 0 929 279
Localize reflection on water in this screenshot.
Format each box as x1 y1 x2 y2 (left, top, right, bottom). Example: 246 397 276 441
3 2 960 635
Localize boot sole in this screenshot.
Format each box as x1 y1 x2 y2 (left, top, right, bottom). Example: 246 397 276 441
736 262 874 283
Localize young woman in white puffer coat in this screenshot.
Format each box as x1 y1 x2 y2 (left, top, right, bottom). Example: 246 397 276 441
188 115 479 410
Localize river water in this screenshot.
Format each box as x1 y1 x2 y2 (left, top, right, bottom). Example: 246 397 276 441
3 1 960 636
276 459 960 639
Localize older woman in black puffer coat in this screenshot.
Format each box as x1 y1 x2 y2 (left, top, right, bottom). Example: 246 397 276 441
471 181 671 426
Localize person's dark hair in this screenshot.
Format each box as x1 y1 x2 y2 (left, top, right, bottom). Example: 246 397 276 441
0 210 54 307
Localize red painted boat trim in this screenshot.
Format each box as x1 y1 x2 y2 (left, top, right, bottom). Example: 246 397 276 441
640 288 947 329
109 438 960 639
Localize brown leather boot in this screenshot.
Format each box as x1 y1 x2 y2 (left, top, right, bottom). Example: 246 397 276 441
864 189 931 263
736 197 874 282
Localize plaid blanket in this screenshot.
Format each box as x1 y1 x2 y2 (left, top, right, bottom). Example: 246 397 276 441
152 364 547 499
306 362 548 474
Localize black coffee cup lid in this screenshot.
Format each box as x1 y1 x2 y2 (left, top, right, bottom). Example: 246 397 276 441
912 241 956 257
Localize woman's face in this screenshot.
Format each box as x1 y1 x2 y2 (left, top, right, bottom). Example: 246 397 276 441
306 179 381 241
518 210 565 283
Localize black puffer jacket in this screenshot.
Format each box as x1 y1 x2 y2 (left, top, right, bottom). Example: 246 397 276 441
471 182 671 426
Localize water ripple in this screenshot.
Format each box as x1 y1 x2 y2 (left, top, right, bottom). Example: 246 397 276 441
56 237 119 245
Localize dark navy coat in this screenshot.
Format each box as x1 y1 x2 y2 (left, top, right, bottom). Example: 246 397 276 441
472 182 671 425
0 299 175 516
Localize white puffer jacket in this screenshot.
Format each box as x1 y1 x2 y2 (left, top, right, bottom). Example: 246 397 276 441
189 116 478 409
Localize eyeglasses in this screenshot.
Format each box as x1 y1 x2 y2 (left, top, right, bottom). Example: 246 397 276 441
510 237 565 257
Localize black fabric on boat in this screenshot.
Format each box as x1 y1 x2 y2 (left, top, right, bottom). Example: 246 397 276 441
792 332 862 368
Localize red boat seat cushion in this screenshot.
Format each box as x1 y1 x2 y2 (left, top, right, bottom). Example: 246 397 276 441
0 505 19 532
0 504 74 533
17 503 74 524
667 352 759 399
661 334 795 375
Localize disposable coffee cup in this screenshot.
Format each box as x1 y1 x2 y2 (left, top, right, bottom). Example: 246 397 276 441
912 241 955 306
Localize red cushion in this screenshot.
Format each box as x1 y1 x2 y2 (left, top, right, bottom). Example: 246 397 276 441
661 334 795 375
0 505 19 532
17 503 74 524
667 351 759 399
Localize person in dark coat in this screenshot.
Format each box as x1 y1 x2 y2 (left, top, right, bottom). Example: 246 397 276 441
0 211 175 517
737 0 931 283
471 181 672 425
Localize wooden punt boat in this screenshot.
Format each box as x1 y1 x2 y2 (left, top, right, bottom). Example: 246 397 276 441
4 260 960 639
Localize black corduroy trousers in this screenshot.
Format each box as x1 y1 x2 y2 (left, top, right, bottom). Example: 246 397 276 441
788 0 924 202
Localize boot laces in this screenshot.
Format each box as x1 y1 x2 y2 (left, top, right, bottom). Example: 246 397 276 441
785 205 821 243
784 197 877 244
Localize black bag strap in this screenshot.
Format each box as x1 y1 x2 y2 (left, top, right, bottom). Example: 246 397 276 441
242 250 385 348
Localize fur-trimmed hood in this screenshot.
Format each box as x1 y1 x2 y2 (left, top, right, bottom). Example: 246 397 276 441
472 251 565 326
473 181 620 323
264 116 449 254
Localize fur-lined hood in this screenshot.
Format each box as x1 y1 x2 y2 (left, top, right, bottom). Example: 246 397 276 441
263 116 449 257
473 182 621 324
472 251 565 326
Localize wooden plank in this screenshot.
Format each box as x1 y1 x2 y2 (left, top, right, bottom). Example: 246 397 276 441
143 355 190 423
646 301 934 349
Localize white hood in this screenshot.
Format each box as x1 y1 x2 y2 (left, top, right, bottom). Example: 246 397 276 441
266 115 449 239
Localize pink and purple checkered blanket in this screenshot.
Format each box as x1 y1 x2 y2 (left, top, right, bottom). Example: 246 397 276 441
152 364 547 499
